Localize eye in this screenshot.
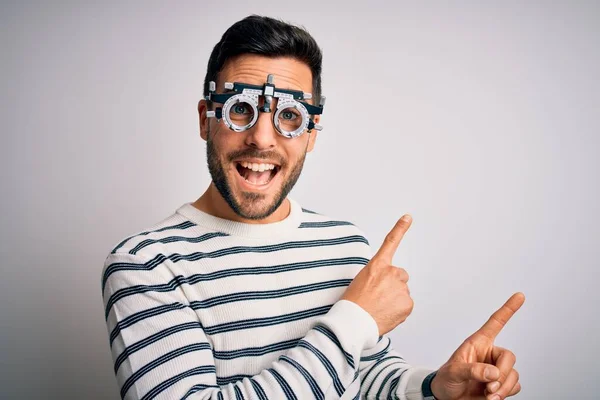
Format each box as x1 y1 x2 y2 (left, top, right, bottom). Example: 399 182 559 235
281 110 299 120
232 103 251 114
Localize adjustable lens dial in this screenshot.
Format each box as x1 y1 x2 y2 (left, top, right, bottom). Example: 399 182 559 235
222 94 259 132
273 99 310 138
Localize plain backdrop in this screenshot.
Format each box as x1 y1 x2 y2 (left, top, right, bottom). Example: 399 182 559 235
1 1 599 399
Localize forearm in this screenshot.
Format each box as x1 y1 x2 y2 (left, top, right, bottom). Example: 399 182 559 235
185 300 379 399
358 336 436 400
104 255 380 399
108 303 378 399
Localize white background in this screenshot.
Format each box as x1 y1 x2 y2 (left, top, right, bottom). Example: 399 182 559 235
1 1 598 399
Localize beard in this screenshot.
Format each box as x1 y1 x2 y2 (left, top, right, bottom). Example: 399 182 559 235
206 135 307 220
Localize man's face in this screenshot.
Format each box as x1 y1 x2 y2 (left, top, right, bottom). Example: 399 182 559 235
199 55 319 220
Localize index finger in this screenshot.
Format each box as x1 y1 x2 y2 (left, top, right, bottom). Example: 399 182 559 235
374 214 413 262
475 292 525 340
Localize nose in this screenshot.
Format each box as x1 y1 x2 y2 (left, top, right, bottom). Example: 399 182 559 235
244 100 278 150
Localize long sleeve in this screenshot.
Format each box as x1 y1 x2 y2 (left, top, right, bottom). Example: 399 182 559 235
102 252 380 400
358 335 435 400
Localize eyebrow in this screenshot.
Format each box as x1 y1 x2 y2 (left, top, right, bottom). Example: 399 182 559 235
222 82 305 93
277 86 303 92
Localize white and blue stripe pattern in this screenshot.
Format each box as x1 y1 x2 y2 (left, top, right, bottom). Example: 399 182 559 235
102 198 434 399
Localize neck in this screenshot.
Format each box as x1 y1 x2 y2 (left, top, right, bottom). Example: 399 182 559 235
191 183 291 224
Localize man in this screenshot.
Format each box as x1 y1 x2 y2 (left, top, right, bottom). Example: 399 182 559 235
102 15 524 400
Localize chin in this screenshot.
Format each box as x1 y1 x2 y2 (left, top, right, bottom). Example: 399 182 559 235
233 190 285 220
226 171 283 220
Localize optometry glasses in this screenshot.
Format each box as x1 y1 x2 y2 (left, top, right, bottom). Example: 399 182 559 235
205 74 326 138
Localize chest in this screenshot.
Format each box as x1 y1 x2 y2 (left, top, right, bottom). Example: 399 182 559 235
171 234 370 375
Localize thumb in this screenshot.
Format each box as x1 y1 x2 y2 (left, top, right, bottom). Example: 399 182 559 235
450 362 500 383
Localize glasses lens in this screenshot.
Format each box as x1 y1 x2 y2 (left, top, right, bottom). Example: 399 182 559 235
228 101 255 128
277 106 304 133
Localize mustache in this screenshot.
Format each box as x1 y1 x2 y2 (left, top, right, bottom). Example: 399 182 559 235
226 148 286 166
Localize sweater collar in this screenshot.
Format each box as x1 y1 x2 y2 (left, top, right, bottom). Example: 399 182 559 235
176 198 302 239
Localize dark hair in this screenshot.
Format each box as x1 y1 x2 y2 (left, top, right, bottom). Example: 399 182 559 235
203 15 323 105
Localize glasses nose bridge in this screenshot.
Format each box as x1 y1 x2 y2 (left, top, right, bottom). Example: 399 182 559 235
252 106 278 133
250 95 280 131
256 95 278 114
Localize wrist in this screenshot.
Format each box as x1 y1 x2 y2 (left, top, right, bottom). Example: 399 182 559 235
431 371 445 400
422 370 439 400
429 370 449 400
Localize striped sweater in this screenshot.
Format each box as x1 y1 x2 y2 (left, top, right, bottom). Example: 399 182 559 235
102 198 434 399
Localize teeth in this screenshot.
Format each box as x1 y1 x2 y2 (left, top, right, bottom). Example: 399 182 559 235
239 161 276 171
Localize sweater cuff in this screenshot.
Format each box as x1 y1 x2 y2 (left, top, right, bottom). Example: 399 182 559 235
321 300 379 351
396 367 438 400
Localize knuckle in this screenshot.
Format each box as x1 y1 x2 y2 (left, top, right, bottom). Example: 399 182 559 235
384 233 398 246
407 297 414 312
371 258 387 269
366 263 382 275
396 267 409 280
491 314 508 327
367 270 381 282
514 382 522 394
463 336 478 349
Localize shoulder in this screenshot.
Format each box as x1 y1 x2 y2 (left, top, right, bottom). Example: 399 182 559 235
101 210 196 289
106 211 200 258
101 205 222 283
297 203 371 247
101 205 231 299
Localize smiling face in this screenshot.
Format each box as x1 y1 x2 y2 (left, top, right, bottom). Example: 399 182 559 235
198 55 319 221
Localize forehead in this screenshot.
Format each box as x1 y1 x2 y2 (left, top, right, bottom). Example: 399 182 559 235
218 55 313 93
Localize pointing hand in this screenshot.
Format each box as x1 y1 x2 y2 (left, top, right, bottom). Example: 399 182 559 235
342 215 414 336
430 293 526 400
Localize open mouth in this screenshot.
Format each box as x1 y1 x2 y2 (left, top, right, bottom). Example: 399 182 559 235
235 161 280 186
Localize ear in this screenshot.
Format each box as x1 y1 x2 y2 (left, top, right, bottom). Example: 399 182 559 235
306 115 320 153
198 99 209 141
